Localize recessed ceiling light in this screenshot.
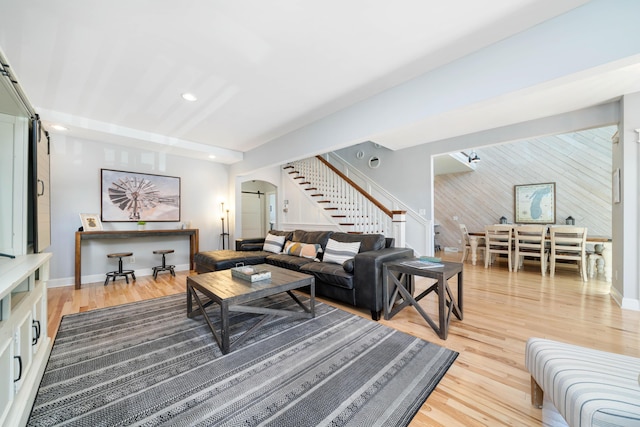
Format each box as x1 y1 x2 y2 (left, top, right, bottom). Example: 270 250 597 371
208 155 216 159
51 124 68 131
182 93 197 102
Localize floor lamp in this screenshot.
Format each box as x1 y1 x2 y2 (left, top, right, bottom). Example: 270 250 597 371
220 202 230 249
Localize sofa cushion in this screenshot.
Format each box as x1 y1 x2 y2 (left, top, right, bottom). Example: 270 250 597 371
330 232 386 252
269 230 293 239
266 253 315 271
291 230 333 256
263 232 286 253
300 262 354 290
194 250 269 271
283 241 322 260
323 238 360 265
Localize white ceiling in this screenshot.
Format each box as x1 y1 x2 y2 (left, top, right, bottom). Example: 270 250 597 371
0 0 611 164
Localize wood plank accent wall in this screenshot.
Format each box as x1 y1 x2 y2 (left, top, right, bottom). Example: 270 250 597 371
434 126 615 250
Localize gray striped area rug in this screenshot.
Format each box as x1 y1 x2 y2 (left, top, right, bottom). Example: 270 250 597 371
29 293 457 426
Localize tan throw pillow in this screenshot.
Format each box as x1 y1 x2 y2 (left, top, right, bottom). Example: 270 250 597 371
283 241 322 260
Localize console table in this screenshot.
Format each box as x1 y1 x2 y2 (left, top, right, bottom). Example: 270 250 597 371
75 229 199 289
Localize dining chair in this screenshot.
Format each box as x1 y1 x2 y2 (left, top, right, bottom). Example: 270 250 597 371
485 224 513 270
514 224 548 275
460 224 484 263
549 226 588 281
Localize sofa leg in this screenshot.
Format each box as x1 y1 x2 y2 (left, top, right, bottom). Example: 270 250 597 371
371 310 381 321
531 376 543 408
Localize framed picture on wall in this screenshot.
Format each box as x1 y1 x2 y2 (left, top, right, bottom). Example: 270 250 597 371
514 182 556 224
101 169 181 222
79 213 103 231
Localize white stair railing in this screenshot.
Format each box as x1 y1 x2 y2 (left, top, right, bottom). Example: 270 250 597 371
325 152 433 256
284 157 393 236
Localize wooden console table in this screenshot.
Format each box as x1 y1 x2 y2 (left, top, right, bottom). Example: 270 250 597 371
75 229 199 289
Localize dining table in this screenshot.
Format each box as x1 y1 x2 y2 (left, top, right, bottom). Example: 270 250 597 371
467 229 612 282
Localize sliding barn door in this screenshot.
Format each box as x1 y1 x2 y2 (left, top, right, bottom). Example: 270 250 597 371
241 193 264 238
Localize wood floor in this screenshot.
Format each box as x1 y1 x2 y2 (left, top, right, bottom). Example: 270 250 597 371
47 254 640 426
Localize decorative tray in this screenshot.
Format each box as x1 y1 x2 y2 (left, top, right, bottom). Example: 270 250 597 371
231 266 272 282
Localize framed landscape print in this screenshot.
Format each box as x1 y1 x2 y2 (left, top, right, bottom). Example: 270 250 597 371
79 213 102 231
101 169 181 222
514 182 555 224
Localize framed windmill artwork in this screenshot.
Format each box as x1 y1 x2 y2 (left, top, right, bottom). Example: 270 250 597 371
101 169 181 222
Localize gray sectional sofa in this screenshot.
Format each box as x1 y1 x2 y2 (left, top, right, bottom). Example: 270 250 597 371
194 230 414 320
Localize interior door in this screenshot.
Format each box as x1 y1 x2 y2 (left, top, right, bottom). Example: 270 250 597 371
241 193 263 238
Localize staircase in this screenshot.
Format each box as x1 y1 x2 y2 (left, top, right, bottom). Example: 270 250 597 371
284 156 393 235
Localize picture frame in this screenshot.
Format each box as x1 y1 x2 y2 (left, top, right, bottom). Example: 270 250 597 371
101 169 181 222
514 182 556 224
79 213 103 231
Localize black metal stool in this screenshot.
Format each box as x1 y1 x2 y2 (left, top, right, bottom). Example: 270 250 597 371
104 252 136 286
152 249 176 280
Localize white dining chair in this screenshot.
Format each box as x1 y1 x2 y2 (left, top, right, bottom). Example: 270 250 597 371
514 224 548 275
549 226 588 281
485 224 513 270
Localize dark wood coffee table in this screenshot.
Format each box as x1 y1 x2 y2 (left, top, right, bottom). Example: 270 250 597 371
186 264 315 354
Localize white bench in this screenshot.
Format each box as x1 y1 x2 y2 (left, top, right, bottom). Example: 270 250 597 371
525 337 640 426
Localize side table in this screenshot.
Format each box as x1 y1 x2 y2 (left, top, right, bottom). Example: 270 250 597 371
382 259 463 339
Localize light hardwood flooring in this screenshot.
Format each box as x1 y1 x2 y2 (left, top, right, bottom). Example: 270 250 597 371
47 254 640 426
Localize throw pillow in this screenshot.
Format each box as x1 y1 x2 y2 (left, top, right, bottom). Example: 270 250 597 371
262 233 286 254
342 258 355 273
283 241 322 260
323 238 361 265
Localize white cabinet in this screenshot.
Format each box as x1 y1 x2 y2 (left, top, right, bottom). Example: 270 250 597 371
0 253 51 427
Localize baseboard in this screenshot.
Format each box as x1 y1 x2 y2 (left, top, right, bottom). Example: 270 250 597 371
609 286 639 311
47 263 191 288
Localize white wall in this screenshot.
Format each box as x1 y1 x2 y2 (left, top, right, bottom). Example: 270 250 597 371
232 0 640 177
48 134 229 287
615 92 640 309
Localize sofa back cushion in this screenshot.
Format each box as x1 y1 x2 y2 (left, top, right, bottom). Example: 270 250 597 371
331 232 386 252
269 230 293 240
291 230 334 259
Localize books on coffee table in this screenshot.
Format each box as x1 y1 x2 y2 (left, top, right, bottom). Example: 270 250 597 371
231 266 272 282
401 260 444 269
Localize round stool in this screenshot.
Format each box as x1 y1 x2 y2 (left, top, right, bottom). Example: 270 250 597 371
104 252 136 286
152 249 175 280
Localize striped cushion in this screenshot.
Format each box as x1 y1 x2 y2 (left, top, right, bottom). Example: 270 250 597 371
262 233 286 254
323 238 361 265
525 337 640 427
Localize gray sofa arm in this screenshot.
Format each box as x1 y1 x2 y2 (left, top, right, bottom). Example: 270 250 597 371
235 237 266 251
353 247 414 319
